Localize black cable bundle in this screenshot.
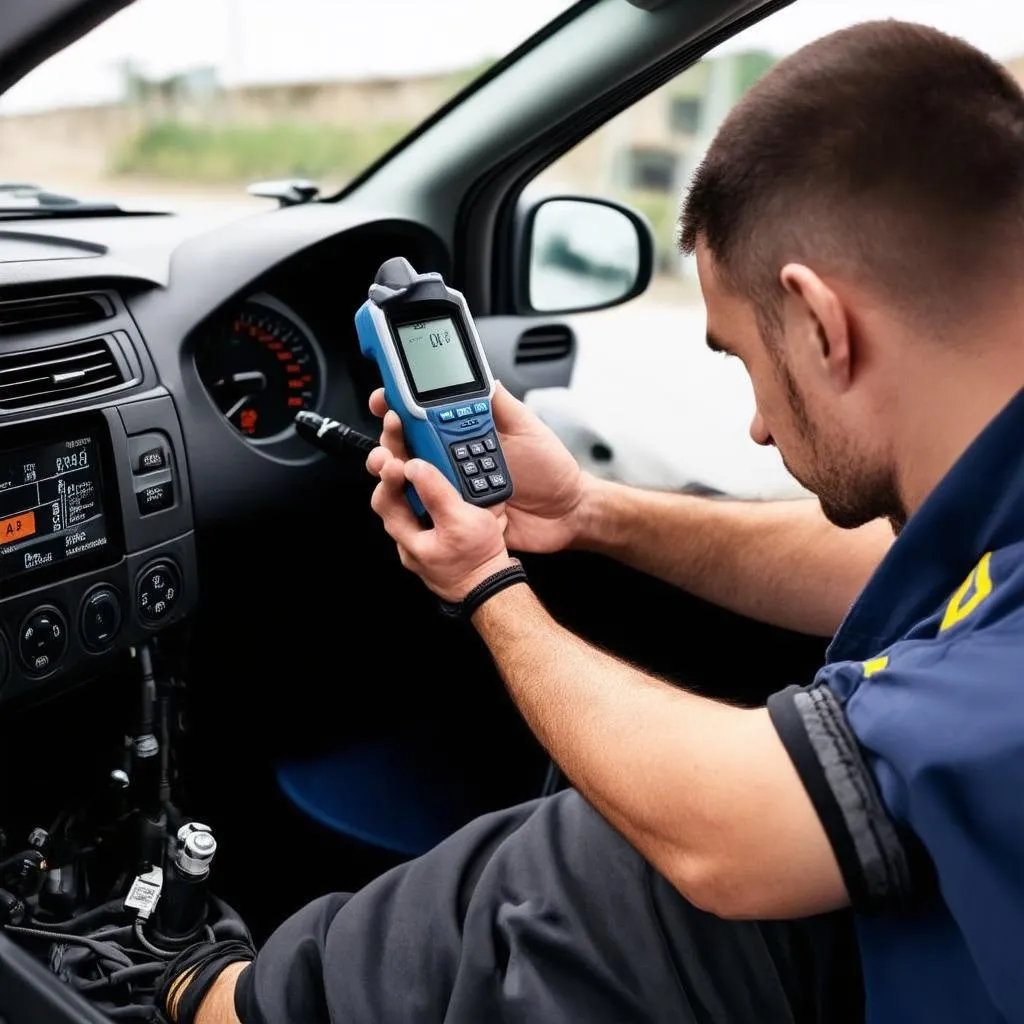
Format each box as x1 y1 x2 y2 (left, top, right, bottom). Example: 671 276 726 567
7 921 162 1020
3 896 252 1020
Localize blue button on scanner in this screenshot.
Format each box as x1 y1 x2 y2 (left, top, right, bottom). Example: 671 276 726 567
439 409 456 422
473 401 489 414
455 406 474 418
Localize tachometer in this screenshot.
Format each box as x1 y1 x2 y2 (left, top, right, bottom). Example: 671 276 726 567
196 294 324 442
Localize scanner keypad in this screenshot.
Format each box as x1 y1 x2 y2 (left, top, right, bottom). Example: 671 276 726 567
448 431 510 501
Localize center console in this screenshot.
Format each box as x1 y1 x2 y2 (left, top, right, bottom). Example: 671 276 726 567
0 290 235 1022
0 401 195 705
0 289 197 707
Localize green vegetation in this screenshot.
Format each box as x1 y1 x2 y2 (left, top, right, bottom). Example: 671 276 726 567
111 120 413 184
735 50 776 95
441 58 498 94
623 190 682 271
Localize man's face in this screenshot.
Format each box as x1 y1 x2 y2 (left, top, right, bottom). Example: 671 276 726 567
695 242 904 529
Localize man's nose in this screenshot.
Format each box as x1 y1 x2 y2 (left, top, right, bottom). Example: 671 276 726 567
749 409 772 446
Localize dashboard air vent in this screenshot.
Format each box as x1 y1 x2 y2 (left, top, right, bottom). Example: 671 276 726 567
0 336 128 410
0 293 114 334
514 324 574 365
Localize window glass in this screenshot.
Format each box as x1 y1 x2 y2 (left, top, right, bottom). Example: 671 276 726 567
529 1 1024 498
0 0 574 213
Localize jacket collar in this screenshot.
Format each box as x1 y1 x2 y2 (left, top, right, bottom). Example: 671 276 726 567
827 389 1024 662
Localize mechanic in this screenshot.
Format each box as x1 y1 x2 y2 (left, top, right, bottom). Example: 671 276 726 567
156 19 1024 1024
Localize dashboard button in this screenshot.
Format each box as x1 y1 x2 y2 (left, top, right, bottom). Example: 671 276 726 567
80 587 123 652
460 460 479 476
469 477 490 493
137 482 173 515
19 607 67 675
136 447 167 473
137 561 181 625
452 444 469 460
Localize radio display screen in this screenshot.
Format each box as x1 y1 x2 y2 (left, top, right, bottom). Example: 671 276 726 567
0 435 110 579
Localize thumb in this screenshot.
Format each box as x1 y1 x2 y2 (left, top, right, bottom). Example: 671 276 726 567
492 381 535 434
405 459 463 523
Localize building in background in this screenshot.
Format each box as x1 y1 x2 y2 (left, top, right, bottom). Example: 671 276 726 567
534 50 775 275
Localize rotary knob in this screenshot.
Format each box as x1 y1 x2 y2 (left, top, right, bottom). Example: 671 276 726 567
19 607 67 675
136 561 181 625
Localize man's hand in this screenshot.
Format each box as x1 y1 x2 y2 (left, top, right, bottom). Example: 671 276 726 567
366 444 515 601
369 383 586 554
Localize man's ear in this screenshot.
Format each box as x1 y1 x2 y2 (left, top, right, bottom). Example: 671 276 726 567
779 263 852 390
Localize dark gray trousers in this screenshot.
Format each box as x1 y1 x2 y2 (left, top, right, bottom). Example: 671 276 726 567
235 790 863 1023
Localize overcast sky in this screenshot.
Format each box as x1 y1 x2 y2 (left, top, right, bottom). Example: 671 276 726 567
4 0 1024 115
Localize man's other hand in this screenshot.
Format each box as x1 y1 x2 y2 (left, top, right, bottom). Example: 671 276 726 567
369 382 586 554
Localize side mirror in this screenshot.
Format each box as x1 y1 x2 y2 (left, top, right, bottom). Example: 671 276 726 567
520 195 654 315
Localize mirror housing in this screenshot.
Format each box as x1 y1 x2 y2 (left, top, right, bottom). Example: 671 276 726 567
518 195 655 315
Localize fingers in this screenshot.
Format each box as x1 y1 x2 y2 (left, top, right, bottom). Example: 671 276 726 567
368 388 388 418
492 381 537 434
365 445 389 477
404 459 463 526
370 459 422 545
379 410 410 460
368 389 410 459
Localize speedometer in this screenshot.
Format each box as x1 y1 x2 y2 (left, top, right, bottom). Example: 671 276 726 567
196 294 324 442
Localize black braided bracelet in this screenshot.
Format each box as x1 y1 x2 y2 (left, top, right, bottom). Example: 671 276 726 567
438 560 529 621
155 939 255 1024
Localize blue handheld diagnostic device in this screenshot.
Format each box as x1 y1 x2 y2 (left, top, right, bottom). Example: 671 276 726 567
355 258 513 512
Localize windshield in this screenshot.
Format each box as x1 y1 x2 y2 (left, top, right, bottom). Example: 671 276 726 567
0 0 575 213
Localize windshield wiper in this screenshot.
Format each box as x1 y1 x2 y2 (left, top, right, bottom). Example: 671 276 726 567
0 181 123 215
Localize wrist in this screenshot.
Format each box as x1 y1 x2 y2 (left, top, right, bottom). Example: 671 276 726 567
568 472 627 553
449 553 519 601
439 558 527 621
194 961 247 1024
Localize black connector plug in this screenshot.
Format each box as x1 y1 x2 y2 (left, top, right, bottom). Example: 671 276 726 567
294 411 378 459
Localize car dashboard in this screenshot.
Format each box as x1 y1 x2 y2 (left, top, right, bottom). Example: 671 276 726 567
0 203 451 708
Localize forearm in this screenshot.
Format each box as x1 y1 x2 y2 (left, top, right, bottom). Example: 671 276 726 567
573 475 892 636
473 584 845 918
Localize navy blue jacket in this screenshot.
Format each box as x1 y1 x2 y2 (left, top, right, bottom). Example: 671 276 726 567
770 389 1024 1023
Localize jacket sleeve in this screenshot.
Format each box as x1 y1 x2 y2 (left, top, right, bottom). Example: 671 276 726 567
767 677 914 912
817 617 1024 1022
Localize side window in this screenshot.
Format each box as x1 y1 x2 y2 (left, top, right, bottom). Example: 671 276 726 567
529 45 797 500
527 7 1020 501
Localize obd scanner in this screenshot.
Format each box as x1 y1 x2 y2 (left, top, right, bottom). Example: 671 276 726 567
356 258 513 514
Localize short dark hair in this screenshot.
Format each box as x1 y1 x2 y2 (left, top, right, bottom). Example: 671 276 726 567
679 20 1024 332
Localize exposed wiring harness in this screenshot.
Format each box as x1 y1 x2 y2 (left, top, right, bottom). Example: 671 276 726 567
4 897 247 1020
